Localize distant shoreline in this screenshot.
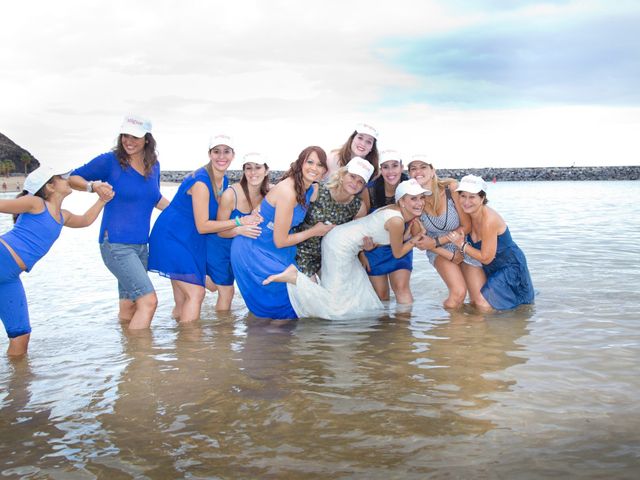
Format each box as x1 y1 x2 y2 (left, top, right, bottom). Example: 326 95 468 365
161 165 640 184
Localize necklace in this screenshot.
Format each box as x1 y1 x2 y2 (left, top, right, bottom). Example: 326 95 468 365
205 163 224 200
425 190 449 231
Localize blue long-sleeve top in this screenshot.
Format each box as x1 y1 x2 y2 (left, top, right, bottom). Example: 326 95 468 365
72 151 162 244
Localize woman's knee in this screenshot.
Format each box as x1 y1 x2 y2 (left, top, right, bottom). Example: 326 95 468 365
136 292 158 311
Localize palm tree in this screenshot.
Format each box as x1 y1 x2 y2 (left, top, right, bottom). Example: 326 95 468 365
21 153 32 175
4 159 16 177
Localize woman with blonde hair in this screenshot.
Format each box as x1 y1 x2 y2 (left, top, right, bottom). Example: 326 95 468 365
263 179 429 320
409 155 480 309
294 157 372 279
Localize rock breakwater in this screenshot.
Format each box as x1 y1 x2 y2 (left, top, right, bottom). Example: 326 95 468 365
162 165 640 184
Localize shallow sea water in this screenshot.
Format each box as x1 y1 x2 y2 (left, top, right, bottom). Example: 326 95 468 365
0 181 639 479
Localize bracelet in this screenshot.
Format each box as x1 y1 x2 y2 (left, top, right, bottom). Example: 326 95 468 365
461 241 468 254
234 216 242 227
435 236 442 248
86 181 94 193
450 250 456 261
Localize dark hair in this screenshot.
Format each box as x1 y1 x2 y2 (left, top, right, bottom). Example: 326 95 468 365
241 163 270 211
336 131 379 177
13 177 54 223
280 146 327 206
114 133 158 177
478 190 489 205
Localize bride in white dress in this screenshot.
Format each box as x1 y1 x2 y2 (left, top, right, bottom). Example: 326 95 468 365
263 179 430 319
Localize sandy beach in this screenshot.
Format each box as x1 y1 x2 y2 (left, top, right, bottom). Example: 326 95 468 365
1 175 24 192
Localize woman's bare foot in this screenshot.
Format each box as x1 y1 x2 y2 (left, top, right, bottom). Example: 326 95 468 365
262 264 298 285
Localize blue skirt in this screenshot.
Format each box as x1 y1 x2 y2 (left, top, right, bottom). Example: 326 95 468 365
364 245 413 276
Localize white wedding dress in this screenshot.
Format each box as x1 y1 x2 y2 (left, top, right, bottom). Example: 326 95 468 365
287 207 403 319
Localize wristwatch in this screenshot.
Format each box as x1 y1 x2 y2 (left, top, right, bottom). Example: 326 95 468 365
86 181 94 193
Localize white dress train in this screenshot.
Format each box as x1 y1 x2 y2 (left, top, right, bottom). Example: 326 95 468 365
287 208 403 320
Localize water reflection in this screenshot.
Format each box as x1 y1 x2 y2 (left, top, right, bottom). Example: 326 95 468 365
0 359 64 476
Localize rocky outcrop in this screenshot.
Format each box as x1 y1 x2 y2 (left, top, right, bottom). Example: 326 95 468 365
0 133 39 174
161 165 640 184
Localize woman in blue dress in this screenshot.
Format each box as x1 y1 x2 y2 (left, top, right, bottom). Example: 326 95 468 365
360 149 413 304
69 115 169 330
230 146 334 320
148 135 261 323
449 175 535 311
215 152 270 311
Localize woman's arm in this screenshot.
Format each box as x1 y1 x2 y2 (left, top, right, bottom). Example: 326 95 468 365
63 198 108 228
0 195 43 216
217 187 261 239
191 182 260 234
359 187 371 213
452 211 501 265
353 201 367 219
272 184 333 248
155 196 170 211
386 216 417 258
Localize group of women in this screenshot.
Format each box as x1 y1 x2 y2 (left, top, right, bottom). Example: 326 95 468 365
0 116 534 357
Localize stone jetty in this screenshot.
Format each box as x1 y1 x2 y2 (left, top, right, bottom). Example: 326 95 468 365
162 165 640 184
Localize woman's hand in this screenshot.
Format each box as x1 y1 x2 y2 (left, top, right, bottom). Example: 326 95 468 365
415 235 436 251
358 250 371 272
237 225 262 239
240 211 262 226
451 249 464 264
309 221 335 237
93 181 114 202
448 230 464 248
362 236 377 251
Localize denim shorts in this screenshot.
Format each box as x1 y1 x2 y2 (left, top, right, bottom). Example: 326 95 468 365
100 239 155 301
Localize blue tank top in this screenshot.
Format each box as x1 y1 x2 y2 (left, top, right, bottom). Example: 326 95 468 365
0 200 64 271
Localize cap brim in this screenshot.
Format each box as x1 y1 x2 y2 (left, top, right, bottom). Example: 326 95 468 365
120 126 147 138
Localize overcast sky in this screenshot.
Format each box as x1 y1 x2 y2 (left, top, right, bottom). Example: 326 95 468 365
2 0 639 171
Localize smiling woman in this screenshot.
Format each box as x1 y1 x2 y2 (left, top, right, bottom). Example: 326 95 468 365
68 115 169 331
263 178 429 320
230 146 334 320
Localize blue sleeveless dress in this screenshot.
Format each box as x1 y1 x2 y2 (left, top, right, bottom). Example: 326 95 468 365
363 174 412 275
206 176 231 285
209 188 249 286
149 168 213 286
231 186 314 319
468 227 534 310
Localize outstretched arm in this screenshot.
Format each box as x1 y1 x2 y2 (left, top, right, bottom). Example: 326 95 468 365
0 195 43 216
63 197 109 228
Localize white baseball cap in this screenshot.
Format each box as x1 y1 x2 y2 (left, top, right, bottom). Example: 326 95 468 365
209 134 235 151
354 122 379 140
394 178 431 202
456 174 488 194
379 149 402 165
120 115 152 138
243 152 267 165
346 157 374 183
407 154 433 169
24 164 72 194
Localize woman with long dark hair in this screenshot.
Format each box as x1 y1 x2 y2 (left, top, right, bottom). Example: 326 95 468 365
214 152 271 310
325 123 380 179
69 115 169 330
148 136 261 322
230 146 334 320
1 164 111 356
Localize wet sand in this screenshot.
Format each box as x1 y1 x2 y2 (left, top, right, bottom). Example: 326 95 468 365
1 175 24 192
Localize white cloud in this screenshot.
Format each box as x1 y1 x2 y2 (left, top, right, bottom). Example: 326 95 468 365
1 0 638 172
